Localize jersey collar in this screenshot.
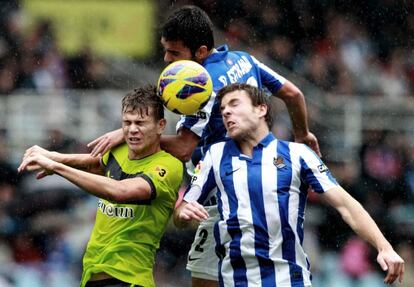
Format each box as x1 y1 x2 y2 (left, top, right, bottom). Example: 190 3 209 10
203 45 229 65
227 132 276 157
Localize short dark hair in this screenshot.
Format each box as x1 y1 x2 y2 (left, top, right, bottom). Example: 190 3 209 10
122 85 164 121
217 83 273 128
161 5 214 56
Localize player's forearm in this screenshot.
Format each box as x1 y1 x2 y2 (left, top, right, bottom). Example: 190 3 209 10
338 194 392 252
275 82 309 138
52 162 134 202
50 152 101 173
173 202 191 228
161 129 199 162
283 92 309 138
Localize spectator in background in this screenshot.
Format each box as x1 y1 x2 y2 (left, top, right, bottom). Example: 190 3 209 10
359 130 407 204
67 47 106 89
0 56 18 94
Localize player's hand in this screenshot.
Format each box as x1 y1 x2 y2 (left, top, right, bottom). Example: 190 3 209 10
18 152 56 179
87 129 124 157
377 248 405 284
22 145 53 161
178 201 209 222
18 145 51 172
295 131 321 157
35 169 54 179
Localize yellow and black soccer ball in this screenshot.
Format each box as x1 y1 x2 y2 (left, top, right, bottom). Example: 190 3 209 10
157 60 213 115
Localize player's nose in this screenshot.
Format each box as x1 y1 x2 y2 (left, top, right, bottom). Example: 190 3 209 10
129 124 140 133
221 105 231 116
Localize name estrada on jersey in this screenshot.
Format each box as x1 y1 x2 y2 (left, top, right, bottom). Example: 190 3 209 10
184 133 338 287
80 143 183 287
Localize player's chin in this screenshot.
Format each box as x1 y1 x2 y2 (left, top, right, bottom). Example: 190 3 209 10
228 129 242 140
127 141 143 152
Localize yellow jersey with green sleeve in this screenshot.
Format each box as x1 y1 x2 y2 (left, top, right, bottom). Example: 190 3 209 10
80 143 183 287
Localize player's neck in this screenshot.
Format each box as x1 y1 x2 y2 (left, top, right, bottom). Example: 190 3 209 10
238 127 269 157
128 144 161 160
199 48 216 64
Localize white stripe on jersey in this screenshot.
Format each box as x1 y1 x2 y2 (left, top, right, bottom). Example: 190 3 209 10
251 56 287 85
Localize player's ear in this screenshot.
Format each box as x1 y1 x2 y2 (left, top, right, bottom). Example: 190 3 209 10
157 118 166 135
195 45 209 61
257 104 268 119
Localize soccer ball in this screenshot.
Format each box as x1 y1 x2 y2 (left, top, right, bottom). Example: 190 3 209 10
157 60 213 115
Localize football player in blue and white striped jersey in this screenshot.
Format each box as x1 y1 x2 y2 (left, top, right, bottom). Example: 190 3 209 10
175 84 405 287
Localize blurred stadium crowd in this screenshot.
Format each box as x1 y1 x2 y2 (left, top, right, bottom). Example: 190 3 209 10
0 1 108 94
0 0 414 286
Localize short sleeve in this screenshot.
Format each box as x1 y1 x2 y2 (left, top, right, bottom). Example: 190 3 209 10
175 91 216 137
184 149 217 204
145 156 183 202
299 145 338 193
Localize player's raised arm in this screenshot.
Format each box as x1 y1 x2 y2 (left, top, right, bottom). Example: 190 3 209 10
161 128 200 162
87 128 124 157
275 80 321 157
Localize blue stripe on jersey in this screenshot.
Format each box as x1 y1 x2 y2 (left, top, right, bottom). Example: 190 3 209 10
220 142 247 285
248 147 276 287
300 158 324 193
204 195 217 206
304 145 338 186
297 182 308 245
215 178 225 286
197 168 216 205
276 141 305 287
179 115 199 131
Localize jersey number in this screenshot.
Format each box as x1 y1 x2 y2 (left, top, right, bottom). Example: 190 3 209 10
194 228 208 252
158 169 166 177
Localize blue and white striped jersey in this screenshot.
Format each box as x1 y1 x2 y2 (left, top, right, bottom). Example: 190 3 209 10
176 45 286 167
184 133 338 287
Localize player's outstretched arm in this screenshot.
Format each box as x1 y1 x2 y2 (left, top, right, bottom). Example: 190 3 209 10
18 145 102 177
275 80 321 157
18 150 152 202
88 128 124 157
174 201 209 229
161 127 200 162
320 186 405 284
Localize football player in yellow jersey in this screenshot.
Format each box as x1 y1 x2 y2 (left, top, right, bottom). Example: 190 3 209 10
18 85 183 287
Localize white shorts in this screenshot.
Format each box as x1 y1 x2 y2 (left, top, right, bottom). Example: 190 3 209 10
186 205 219 281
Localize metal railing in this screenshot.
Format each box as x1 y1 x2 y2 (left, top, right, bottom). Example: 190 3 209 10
0 90 180 164
1 89 413 165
